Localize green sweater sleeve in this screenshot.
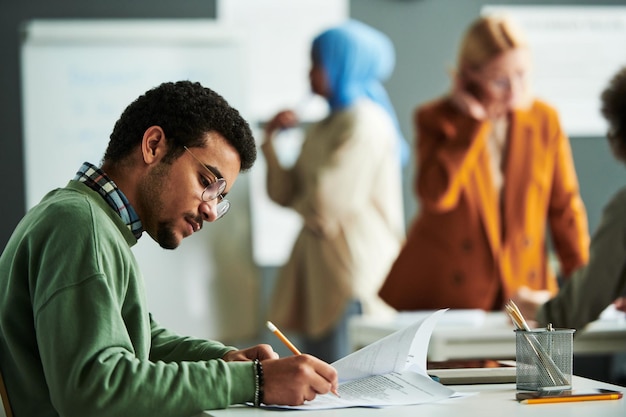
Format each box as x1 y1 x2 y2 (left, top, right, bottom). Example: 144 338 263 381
149 315 237 362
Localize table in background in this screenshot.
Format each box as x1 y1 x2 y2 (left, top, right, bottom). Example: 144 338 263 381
348 310 626 361
200 375 625 417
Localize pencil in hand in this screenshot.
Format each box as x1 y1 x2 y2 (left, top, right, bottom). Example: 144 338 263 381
265 321 340 397
266 321 301 355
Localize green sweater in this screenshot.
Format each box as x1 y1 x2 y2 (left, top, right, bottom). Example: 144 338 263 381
0 181 255 417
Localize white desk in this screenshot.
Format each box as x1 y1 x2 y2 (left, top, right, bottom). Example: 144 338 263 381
348 311 626 361
199 376 625 417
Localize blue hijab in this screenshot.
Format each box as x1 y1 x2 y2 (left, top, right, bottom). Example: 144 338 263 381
312 19 409 166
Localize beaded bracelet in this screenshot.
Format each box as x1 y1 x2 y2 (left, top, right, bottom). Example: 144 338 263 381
253 359 264 407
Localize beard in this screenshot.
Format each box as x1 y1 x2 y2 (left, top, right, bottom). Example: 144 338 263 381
137 162 181 250
155 221 179 250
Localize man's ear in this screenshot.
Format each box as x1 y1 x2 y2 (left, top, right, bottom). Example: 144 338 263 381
141 126 167 165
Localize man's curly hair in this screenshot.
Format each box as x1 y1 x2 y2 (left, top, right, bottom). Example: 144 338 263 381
104 81 256 171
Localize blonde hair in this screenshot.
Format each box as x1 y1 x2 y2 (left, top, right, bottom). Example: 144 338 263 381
457 15 528 71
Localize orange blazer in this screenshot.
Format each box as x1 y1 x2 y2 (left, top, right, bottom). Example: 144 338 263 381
379 98 590 311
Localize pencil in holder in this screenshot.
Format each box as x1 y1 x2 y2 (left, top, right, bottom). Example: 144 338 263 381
515 325 575 391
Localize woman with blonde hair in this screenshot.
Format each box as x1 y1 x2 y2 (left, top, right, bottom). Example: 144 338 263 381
379 15 590 311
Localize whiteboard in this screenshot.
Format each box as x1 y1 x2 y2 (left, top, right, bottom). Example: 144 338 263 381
20 19 257 340
482 5 626 136
21 19 247 208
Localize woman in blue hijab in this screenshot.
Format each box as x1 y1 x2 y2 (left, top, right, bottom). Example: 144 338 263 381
312 19 409 165
261 20 406 362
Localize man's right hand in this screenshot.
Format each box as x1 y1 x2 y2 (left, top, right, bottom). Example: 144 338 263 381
261 354 338 406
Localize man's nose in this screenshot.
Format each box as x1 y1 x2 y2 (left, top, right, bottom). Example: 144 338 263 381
199 200 218 222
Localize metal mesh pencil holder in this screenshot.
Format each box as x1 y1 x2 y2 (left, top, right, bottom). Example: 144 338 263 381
515 326 575 391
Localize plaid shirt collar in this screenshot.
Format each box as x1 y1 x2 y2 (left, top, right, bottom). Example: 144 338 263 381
74 162 143 239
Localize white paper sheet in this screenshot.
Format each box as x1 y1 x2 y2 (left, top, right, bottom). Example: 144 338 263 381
265 309 456 409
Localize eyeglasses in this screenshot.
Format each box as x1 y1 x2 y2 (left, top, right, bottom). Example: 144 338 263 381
184 146 230 220
482 71 527 92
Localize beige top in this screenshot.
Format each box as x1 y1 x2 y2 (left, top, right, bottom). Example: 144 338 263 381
486 116 509 241
486 117 509 194
262 99 405 337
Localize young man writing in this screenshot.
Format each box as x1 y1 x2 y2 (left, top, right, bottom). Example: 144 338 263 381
0 81 337 416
